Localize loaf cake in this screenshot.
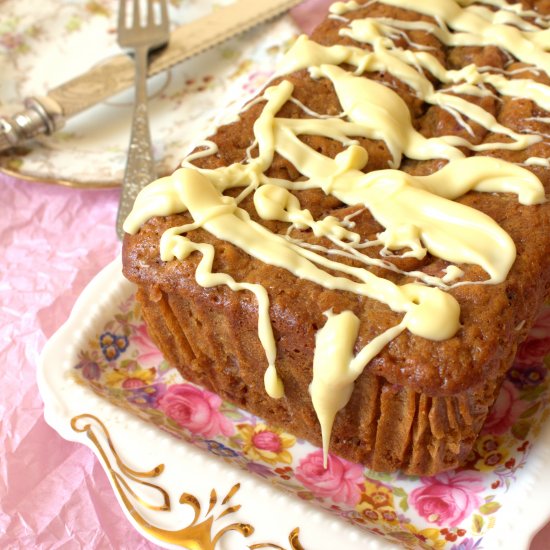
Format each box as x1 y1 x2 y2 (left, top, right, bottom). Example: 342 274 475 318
122 0 550 475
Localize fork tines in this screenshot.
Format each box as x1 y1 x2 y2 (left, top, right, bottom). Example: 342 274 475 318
118 0 169 36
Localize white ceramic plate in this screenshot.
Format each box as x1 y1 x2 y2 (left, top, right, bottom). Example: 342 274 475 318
38 257 550 549
0 0 298 187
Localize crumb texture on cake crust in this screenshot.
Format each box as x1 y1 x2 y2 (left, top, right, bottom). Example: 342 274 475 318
123 0 550 473
135 282 513 474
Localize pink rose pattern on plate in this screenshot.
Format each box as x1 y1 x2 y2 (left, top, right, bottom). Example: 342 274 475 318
295 450 364 506
132 323 164 368
73 296 550 550
515 308 550 366
481 381 525 436
158 384 234 438
410 472 485 527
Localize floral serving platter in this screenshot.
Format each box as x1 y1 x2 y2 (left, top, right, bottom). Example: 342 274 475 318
38 257 550 550
0 0 297 187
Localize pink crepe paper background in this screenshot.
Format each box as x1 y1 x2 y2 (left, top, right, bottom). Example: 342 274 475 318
0 1 548 548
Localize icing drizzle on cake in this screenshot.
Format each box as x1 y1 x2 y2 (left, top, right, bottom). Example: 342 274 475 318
124 0 548 465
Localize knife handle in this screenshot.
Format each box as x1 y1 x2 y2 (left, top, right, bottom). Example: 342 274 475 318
116 47 157 240
0 97 64 152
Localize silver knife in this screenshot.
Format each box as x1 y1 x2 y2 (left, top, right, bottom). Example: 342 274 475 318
0 0 301 152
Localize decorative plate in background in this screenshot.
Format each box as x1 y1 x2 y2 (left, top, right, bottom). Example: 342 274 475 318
0 0 298 187
38 257 550 549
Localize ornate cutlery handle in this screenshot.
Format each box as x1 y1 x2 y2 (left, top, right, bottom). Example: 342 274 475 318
116 46 157 239
0 97 64 152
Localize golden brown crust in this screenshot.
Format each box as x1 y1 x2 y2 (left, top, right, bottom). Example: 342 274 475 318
123 0 550 474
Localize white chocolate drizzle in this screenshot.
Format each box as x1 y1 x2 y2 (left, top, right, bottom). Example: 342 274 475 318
524 157 550 168
125 0 548 464
311 309 407 466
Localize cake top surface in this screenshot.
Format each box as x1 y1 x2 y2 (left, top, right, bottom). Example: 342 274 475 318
123 0 550 460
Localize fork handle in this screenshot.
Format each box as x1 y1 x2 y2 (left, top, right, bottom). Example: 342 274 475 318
116 45 157 239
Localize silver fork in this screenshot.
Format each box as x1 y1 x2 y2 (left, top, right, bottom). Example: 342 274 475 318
116 0 170 239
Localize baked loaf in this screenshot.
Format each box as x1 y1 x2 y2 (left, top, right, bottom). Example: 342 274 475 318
122 0 550 475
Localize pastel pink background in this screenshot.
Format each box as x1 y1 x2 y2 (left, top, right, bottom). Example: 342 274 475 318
0 1 548 548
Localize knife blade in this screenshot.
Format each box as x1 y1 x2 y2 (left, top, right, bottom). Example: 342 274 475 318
0 0 301 152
